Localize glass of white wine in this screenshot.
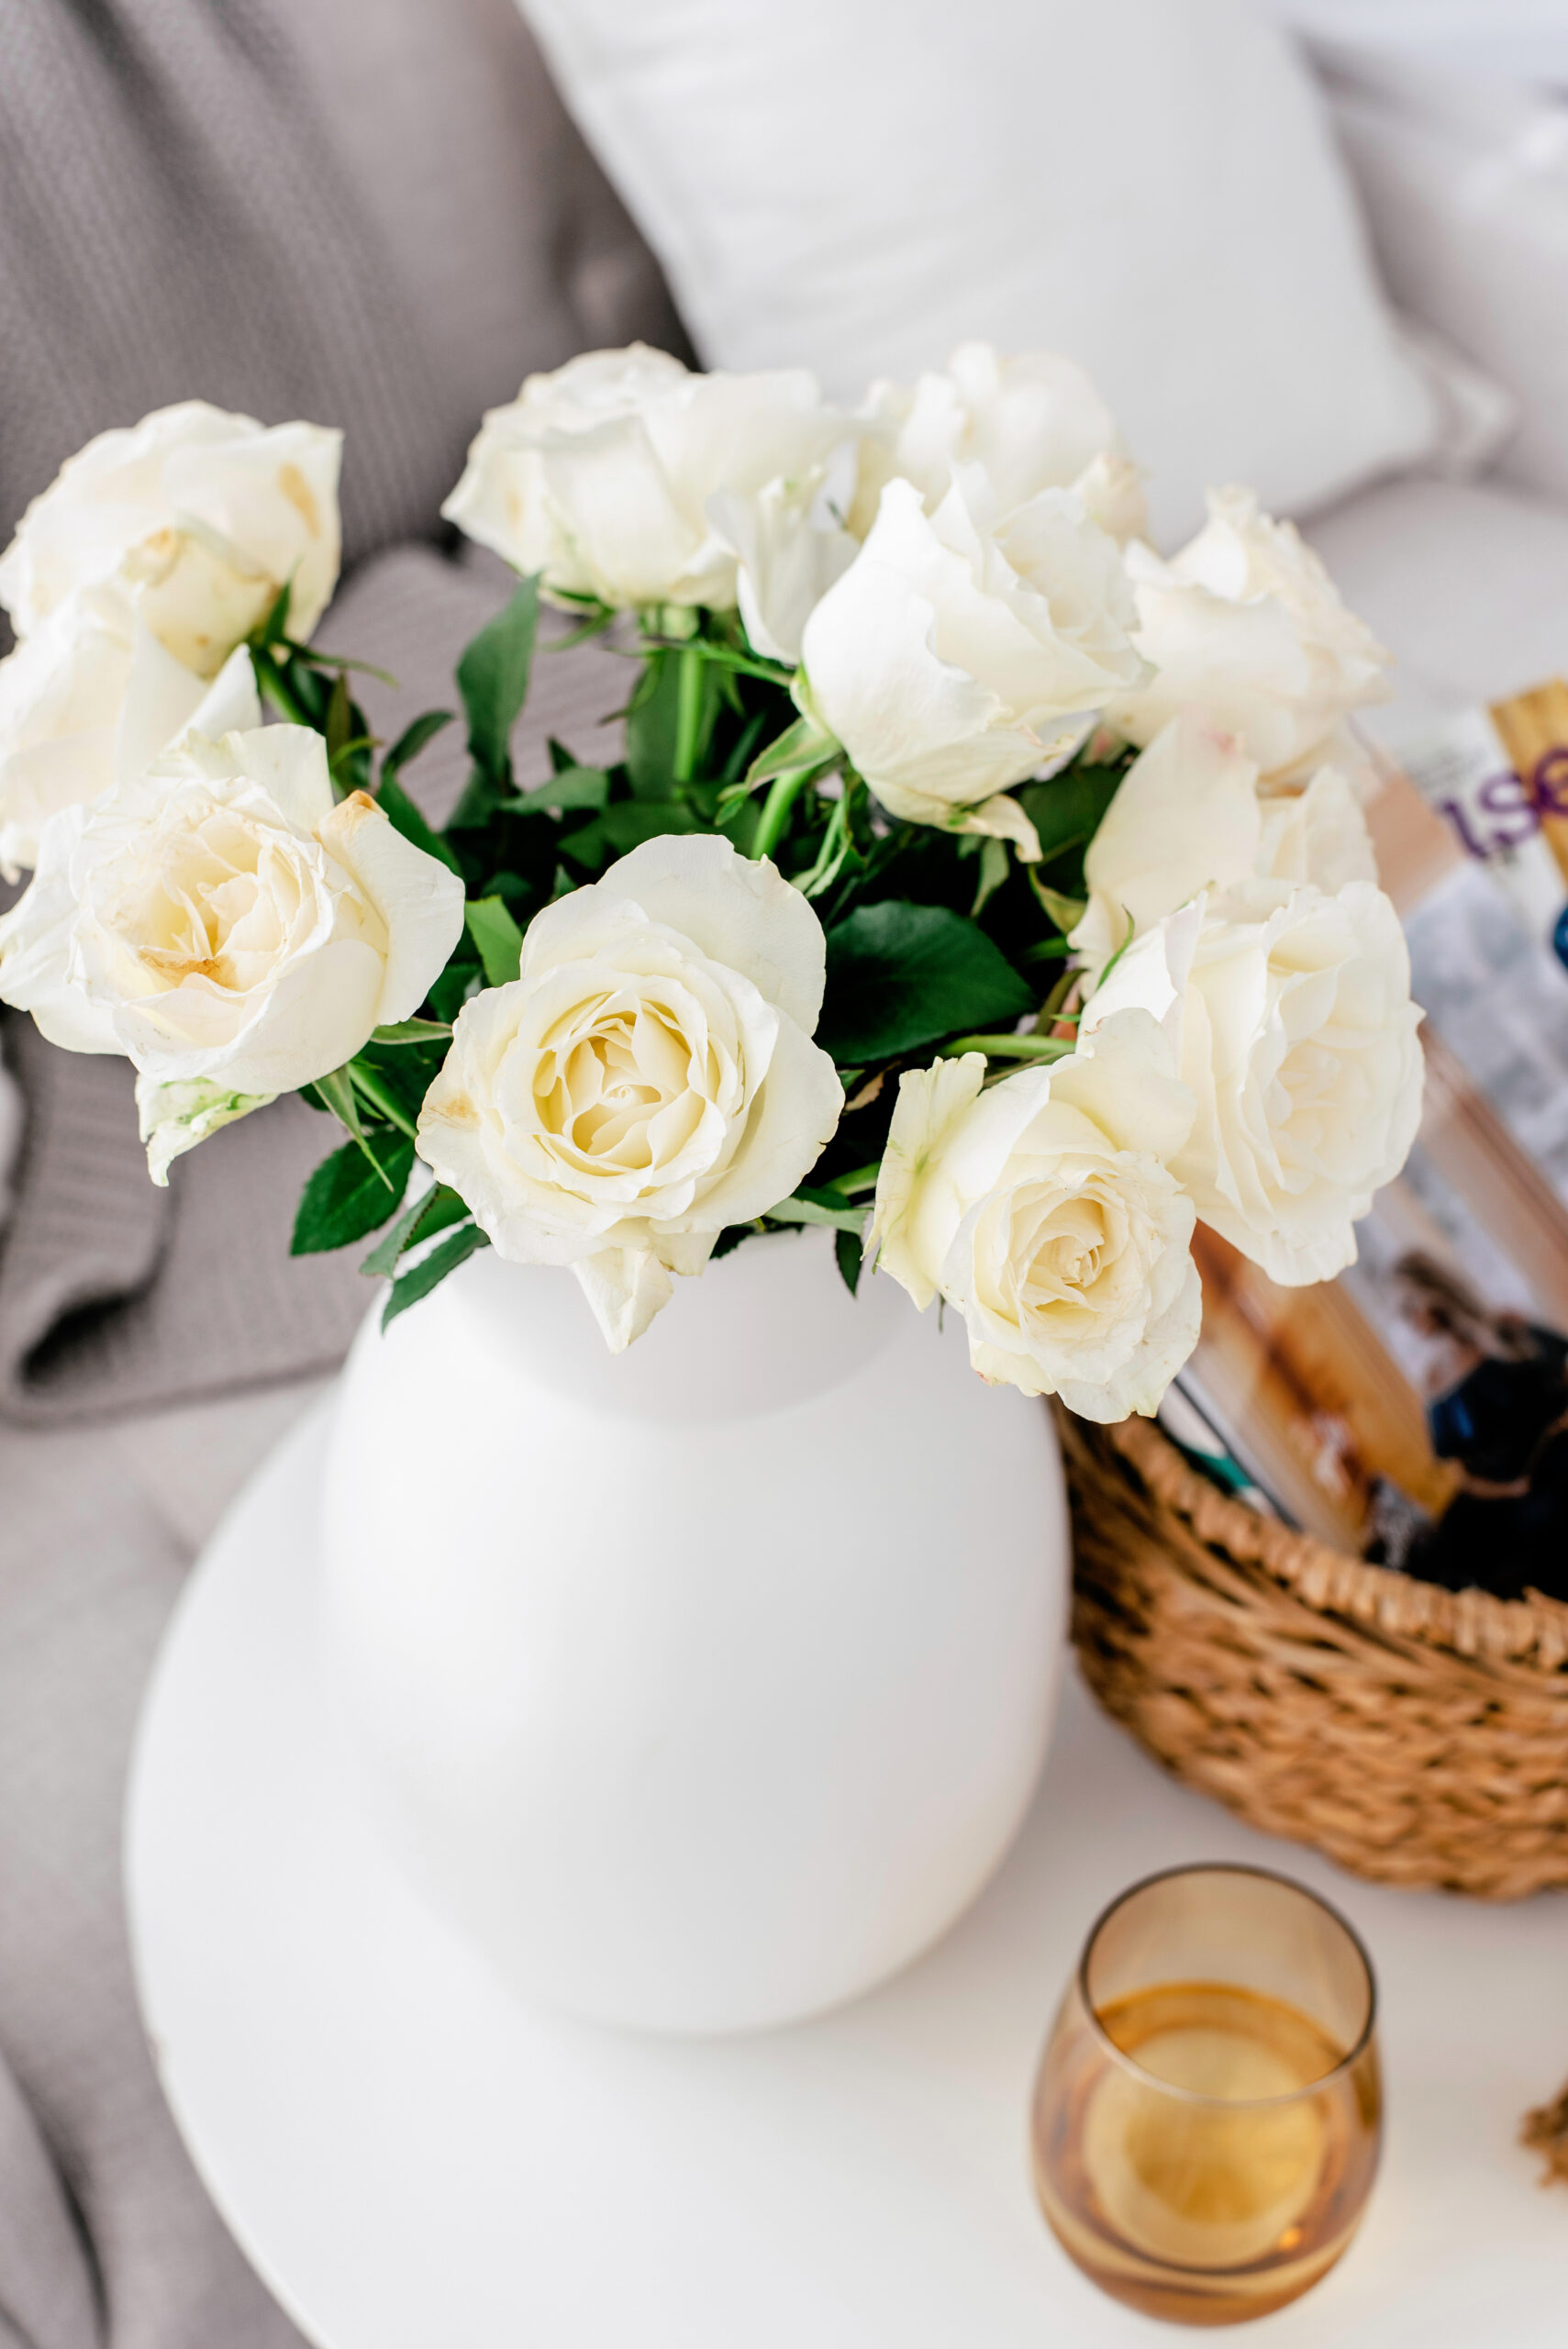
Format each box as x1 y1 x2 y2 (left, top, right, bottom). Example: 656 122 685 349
1031 1864 1381 2326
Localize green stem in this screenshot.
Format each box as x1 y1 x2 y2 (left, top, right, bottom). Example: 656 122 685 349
720 707 772 785
941 1033 1076 1063
1036 966 1081 1026
288 646 400 687
649 639 791 685
252 648 314 728
673 643 705 785
751 765 813 862
829 1163 882 1196
348 1061 418 1138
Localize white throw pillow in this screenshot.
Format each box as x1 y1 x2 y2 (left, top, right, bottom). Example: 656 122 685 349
1318 50 1568 509
517 0 1439 542
1262 1 1568 86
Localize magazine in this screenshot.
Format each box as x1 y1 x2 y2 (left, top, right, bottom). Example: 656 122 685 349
1161 690 1568 1601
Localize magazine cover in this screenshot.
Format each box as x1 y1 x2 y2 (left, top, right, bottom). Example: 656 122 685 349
1162 692 1568 1603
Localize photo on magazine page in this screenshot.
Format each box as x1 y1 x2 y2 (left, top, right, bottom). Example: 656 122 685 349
1162 734 1568 1604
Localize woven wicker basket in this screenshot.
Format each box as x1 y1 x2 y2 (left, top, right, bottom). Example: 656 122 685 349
1058 1406 1568 1898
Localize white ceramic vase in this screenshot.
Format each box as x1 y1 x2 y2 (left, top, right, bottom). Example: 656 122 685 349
318 1228 1068 2036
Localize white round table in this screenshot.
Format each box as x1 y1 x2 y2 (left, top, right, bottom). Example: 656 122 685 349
127 1399 1568 2349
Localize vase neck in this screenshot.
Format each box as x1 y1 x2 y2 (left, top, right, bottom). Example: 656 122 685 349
441 1228 913 1427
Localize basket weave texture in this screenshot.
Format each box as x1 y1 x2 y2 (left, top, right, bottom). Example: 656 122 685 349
1059 1407 1568 1899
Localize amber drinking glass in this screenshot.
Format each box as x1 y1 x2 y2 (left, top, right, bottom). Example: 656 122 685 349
1031 1865 1381 2326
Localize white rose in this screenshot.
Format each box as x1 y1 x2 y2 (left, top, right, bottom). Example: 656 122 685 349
851 341 1146 545
417 834 843 1353
1070 713 1376 979
799 474 1148 854
1106 486 1391 783
706 440 861 665
0 725 465 1109
442 345 850 617
0 591 259 877
869 1009 1199 1421
0 403 342 671
1254 766 1378 893
1085 879 1424 1286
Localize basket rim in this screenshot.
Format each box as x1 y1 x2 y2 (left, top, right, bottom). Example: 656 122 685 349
1057 1405 1568 1675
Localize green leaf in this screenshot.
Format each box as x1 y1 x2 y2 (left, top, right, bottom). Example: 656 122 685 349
292 1134 415 1255
328 733 376 786
377 773 462 873
325 672 353 766
457 575 540 783
1017 763 1126 869
465 896 526 987
745 711 840 792
624 651 684 799
505 765 611 817
562 798 699 870
348 1057 419 1139
716 792 759 857
445 770 500 832
602 800 697 852
971 834 1010 917
360 1182 471 1278
250 581 292 648
834 1227 864 1296
543 605 615 652
766 1186 869 1234
383 1222 490 1329
313 1063 367 1142
372 1019 454 1046
383 709 455 787
250 642 316 728
709 1222 759 1262
426 955 481 1027
289 645 399 688
817 901 1035 1064
1030 879 1088 933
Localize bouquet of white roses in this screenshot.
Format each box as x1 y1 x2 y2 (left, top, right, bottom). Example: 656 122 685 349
0 345 1423 1422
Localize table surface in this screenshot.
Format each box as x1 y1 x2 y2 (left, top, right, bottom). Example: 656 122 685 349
126 1400 1568 2349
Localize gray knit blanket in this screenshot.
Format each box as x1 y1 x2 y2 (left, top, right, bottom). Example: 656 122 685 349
0 538 630 1423
0 1 578 1422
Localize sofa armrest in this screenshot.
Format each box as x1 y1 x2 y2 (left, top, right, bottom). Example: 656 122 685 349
1318 50 1568 507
